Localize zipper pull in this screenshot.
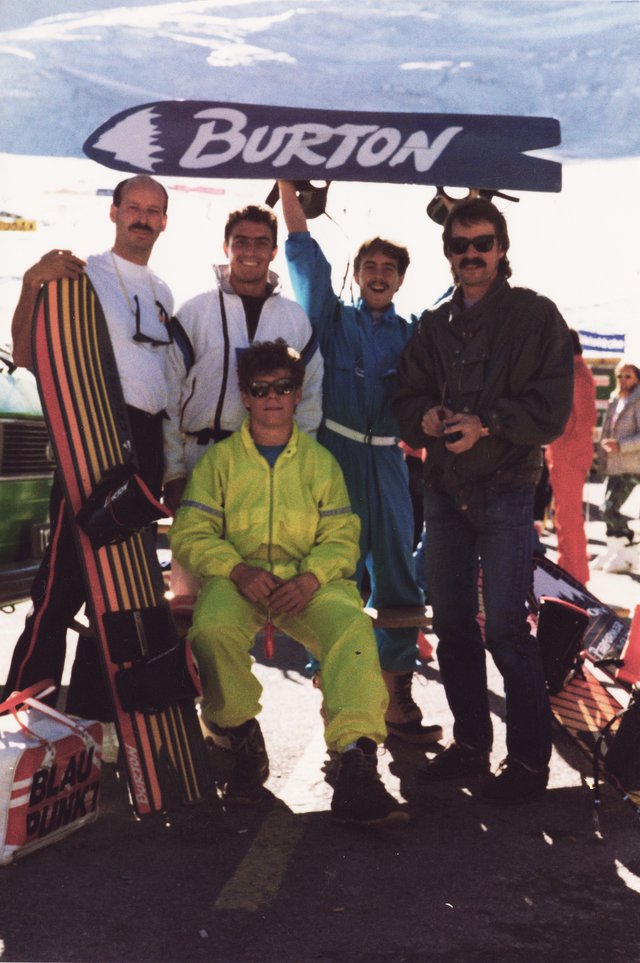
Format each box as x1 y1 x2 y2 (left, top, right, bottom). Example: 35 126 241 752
264 617 275 660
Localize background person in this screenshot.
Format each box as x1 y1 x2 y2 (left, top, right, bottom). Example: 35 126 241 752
544 328 597 584
593 361 640 573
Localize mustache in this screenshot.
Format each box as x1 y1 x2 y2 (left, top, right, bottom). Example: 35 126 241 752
129 222 153 233
460 257 486 269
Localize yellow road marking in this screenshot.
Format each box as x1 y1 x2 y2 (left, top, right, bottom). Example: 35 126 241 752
214 726 328 912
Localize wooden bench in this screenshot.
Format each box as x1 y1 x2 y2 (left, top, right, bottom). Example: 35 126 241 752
364 605 432 629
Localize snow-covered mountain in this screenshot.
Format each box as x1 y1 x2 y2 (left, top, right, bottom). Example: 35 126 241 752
1 1 639 352
1 1 639 159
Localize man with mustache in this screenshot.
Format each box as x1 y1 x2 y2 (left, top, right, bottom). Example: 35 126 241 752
278 181 441 746
4 175 173 719
394 196 574 803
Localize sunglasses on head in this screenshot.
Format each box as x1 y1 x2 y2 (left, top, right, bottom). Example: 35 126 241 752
448 234 496 256
248 378 298 398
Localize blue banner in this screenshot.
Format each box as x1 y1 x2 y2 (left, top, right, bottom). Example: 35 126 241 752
579 330 626 355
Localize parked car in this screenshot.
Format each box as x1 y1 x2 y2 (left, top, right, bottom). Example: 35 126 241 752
0 346 53 608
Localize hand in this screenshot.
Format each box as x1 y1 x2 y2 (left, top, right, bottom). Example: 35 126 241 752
277 180 308 233
163 477 187 516
268 573 320 615
231 564 283 603
421 405 454 438
602 438 620 454
24 249 86 289
442 413 485 453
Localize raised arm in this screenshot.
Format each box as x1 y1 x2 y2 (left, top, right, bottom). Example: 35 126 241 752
11 249 86 367
277 181 308 234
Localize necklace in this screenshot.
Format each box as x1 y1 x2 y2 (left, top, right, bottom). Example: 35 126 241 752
110 250 158 316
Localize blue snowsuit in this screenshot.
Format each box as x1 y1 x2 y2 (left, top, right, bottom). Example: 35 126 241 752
285 231 423 672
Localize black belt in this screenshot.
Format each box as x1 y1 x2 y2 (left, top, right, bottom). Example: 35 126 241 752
126 405 167 422
186 427 233 445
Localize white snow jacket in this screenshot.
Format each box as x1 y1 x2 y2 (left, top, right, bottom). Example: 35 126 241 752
163 265 324 484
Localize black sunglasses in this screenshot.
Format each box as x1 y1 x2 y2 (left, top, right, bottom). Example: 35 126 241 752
248 378 298 398
132 296 173 346
448 234 496 255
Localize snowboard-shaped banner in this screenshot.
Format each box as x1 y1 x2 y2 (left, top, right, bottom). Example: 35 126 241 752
83 100 562 192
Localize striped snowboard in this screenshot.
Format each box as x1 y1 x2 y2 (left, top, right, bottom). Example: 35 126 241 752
32 275 212 817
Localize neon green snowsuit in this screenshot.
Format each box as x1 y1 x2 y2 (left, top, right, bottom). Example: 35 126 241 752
169 419 387 752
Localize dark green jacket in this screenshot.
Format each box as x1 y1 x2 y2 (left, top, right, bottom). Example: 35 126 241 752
393 280 574 510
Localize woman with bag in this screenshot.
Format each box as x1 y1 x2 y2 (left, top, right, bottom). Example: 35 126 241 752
593 361 640 573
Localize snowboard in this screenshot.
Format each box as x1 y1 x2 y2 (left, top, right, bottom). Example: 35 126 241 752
83 100 561 193
530 556 640 814
32 275 213 818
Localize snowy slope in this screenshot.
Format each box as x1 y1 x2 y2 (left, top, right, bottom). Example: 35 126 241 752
0 1 639 353
1 1 639 159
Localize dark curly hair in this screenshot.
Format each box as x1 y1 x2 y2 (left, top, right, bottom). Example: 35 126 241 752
225 204 278 247
442 196 512 283
237 339 305 390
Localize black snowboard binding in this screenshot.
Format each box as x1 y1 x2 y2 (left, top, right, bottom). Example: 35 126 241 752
265 179 331 219
426 186 520 225
116 637 202 714
76 464 170 549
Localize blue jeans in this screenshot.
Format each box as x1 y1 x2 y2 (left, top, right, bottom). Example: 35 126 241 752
424 486 551 771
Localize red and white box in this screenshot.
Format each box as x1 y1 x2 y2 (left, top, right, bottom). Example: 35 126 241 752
0 682 103 865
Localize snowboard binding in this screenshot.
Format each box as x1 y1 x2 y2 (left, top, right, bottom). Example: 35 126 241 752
76 464 170 549
265 180 331 219
426 186 520 225
116 637 203 714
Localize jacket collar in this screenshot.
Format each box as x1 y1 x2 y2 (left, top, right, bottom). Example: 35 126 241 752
450 276 509 312
355 297 401 325
616 383 640 404
240 417 300 456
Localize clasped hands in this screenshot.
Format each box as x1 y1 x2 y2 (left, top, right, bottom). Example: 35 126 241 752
421 406 485 453
230 563 320 615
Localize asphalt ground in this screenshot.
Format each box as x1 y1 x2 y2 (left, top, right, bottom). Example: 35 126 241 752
0 483 639 963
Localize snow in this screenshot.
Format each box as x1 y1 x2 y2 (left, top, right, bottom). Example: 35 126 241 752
0 1 639 356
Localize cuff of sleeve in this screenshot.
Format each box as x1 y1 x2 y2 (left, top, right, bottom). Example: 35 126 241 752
299 563 326 587
481 409 501 437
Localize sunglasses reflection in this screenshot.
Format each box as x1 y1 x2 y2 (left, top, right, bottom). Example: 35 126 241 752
248 378 297 398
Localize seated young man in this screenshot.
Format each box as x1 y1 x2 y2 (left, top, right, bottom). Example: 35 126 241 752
170 339 407 825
